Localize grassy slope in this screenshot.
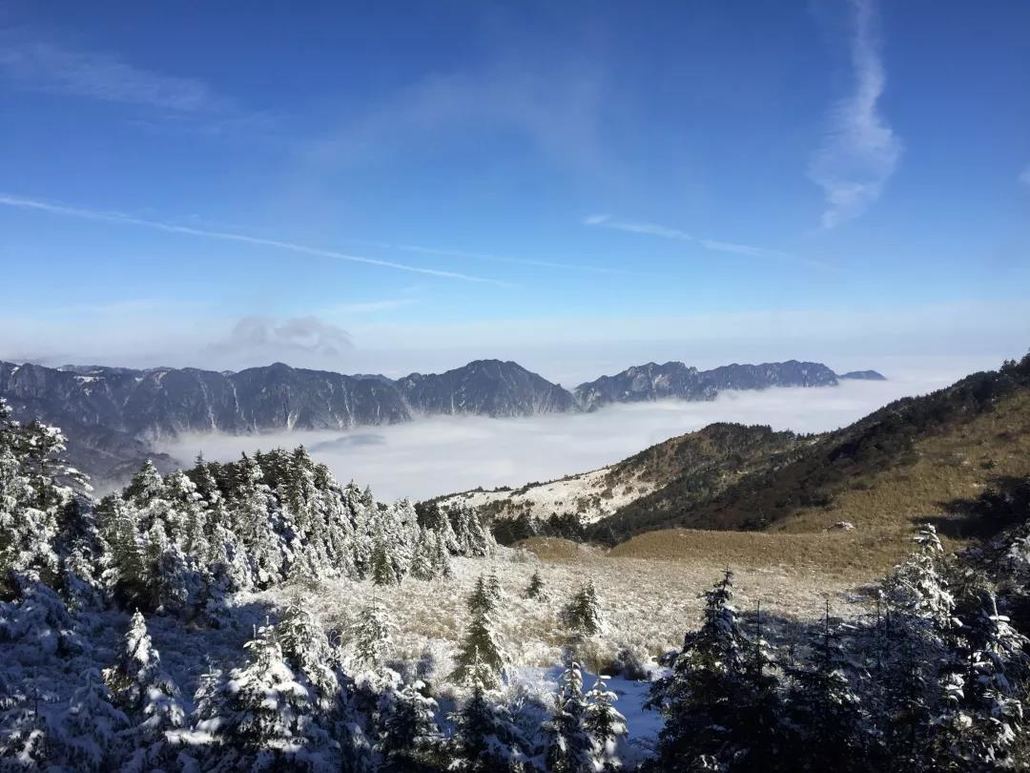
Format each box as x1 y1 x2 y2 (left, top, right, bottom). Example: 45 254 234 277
591 357 1030 569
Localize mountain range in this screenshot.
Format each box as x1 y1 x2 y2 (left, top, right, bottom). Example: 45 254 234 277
0 357 882 481
437 354 1030 571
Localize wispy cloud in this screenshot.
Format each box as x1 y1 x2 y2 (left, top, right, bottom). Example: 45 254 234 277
584 214 693 241
305 63 609 177
0 37 223 112
391 243 642 276
0 194 506 285
1020 165 1030 188
583 214 824 268
808 0 902 228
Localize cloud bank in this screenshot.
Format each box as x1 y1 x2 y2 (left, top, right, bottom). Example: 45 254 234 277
808 0 902 227
159 374 959 502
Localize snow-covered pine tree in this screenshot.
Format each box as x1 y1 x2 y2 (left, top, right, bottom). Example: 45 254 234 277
277 603 340 712
163 470 211 565
125 459 165 506
451 576 506 688
370 542 398 586
234 454 286 588
784 606 866 771
932 587 1029 769
877 524 961 767
584 674 626 771
448 656 523 772
431 530 453 579
208 620 317 767
375 676 439 770
105 610 160 707
523 570 544 600
408 529 438 581
884 524 958 634
106 612 186 772
447 503 496 557
0 414 79 590
648 570 784 771
96 496 150 606
46 667 130 770
544 654 593 773
415 500 458 551
561 582 602 637
351 600 393 674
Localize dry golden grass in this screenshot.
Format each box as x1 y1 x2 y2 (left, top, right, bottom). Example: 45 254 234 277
770 391 1030 550
606 528 891 580
516 536 604 561
591 392 1030 578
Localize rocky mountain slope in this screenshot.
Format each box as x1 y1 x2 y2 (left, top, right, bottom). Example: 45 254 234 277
572 360 857 410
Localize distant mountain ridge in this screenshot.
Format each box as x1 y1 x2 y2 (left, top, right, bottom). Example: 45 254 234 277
572 359 854 410
0 357 882 481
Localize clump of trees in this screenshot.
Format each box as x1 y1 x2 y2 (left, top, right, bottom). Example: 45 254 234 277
644 523 1030 771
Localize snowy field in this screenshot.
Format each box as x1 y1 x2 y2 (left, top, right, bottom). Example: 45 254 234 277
258 551 867 680
161 373 959 502
249 549 868 764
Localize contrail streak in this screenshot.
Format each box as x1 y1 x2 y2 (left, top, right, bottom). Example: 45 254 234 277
0 194 507 285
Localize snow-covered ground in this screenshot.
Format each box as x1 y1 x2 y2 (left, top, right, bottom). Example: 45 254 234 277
437 466 660 524
258 551 868 681
517 666 664 766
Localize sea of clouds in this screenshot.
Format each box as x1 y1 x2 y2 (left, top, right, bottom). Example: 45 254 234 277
157 365 969 502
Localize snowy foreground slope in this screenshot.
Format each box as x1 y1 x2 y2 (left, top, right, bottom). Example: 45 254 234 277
265 551 863 671
255 550 866 766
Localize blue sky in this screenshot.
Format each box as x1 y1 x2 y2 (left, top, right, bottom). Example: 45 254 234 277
1 0 1028 382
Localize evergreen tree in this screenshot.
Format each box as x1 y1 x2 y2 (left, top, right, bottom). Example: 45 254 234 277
352 600 392 673
278 603 341 712
431 530 453 579
0 415 80 589
208 621 317 766
376 677 439 770
561 582 602 636
524 570 544 600
649 571 784 772
932 588 1029 769
877 524 961 768
447 504 496 557
96 496 149 606
584 674 627 771
408 530 436 581
448 657 523 772
48 668 130 770
544 654 594 773
451 577 506 688
784 607 866 771
371 542 398 586
107 612 186 772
